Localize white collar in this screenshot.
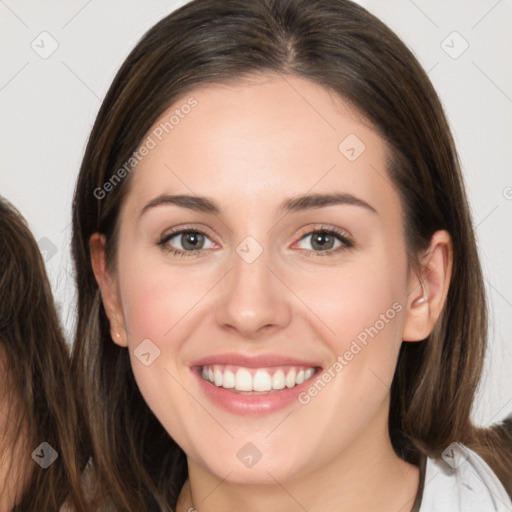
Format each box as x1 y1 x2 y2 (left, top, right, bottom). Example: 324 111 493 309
418 443 512 511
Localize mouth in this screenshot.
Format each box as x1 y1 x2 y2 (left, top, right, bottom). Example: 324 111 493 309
190 355 322 415
199 364 317 393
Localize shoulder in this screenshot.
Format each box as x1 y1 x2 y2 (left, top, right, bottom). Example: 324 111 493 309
419 442 512 511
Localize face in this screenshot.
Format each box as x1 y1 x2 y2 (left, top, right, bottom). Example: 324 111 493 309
98 74 420 484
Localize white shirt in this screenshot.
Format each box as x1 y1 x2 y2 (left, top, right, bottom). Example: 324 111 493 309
417 443 512 511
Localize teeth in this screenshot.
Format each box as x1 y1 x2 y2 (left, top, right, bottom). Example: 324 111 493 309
272 370 285 390
235 368 252 391
253 369 272 391
201 364 316 392
285 368 296 388
222 369 235 389
214 367 223 387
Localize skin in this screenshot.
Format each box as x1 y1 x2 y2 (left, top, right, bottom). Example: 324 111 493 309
91 73 453 512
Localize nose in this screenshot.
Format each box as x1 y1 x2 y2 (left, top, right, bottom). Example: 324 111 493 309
214 241 292 340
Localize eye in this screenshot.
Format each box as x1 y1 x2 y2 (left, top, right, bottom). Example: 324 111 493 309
157 228 216 257
157 224 354 258
294 225 354 256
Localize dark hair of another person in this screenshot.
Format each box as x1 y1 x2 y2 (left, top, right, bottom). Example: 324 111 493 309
0 197 88 510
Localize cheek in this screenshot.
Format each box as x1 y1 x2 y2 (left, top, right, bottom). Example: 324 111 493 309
295 249 407 411
298 257 404 349
119 254 201 345
117 256 204 439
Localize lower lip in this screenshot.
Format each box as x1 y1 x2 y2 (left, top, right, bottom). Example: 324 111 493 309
192 368 319 416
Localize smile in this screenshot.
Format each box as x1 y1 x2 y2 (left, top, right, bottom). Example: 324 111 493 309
200 364 316 392
191 353 322 415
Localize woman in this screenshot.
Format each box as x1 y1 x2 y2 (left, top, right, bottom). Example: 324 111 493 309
71 0 512 510
0 197 87 511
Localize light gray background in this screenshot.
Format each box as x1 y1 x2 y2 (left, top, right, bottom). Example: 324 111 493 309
1 0 511 427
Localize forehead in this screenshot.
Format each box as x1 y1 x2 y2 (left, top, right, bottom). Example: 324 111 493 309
123 74 400 221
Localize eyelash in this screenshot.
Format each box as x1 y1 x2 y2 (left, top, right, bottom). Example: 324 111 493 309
157 224 354 259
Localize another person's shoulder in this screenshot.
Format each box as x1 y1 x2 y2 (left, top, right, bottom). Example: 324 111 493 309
420 442 512 511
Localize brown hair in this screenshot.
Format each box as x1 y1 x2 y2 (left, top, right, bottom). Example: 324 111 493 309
0 196 88 510
70 0 512 508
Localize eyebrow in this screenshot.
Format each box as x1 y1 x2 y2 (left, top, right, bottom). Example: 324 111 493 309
139 192 378 218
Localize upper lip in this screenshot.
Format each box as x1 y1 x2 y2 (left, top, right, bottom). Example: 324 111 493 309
191 352 322 369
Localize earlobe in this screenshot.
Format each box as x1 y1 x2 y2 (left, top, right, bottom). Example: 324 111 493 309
402 230 453 342
89 233 128 347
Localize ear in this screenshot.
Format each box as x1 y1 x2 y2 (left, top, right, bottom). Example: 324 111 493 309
402 230 453 342
89 233 128 347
